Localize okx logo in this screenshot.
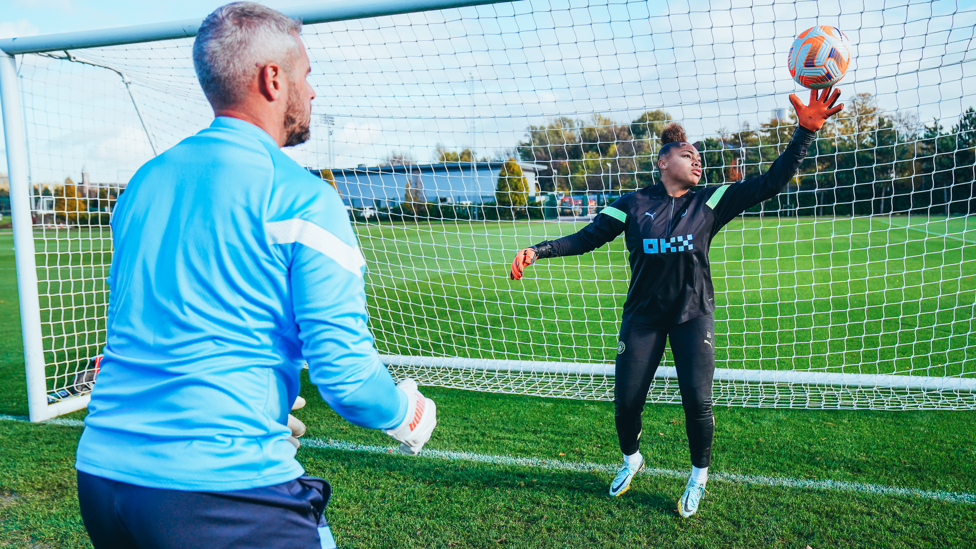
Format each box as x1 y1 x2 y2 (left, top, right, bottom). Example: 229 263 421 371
643 234 694 254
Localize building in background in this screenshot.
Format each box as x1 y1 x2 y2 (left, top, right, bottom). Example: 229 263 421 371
316 161 548 212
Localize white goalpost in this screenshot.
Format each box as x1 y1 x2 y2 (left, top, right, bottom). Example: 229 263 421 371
2 0 975 422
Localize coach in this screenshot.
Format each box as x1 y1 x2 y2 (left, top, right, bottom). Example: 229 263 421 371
74 3 436 548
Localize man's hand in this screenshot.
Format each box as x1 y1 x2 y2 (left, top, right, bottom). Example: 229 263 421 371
384 378 436 455
286 395 307 449
510 247 537 281
789 86 844 132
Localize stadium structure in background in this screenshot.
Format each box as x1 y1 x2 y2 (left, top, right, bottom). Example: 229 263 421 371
1 0 974 422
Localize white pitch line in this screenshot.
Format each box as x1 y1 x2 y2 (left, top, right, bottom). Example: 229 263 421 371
3 414 974 505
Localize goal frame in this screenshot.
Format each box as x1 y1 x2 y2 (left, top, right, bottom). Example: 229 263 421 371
0 0 513 422
2 0 974 422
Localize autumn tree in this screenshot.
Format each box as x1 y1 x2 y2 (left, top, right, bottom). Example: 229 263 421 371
495 158 528 219
319 168 340 196
55 177 86 225
402 169 427 219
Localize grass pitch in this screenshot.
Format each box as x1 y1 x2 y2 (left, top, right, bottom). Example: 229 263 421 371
1 219 976 547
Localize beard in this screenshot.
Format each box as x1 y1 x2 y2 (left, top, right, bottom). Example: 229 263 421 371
282 85 311 148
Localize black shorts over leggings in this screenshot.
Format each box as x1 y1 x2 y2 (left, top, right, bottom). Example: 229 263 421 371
614 313 715 468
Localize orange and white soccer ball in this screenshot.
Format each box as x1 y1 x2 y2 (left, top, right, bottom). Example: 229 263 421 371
788 26 852 89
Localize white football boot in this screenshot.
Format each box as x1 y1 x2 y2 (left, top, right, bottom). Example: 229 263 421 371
609 456 645 497
677 476 707 517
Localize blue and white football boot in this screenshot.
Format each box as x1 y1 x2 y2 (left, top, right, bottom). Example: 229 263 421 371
609 456 645 497
677 476 707 517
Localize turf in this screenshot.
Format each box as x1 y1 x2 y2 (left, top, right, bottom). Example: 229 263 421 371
359 216 976 377
1 222 976 547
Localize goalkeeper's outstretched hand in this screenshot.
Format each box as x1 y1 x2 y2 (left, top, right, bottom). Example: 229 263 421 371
789 86 844 132
286 395 307 449
384 378 437 455
510 247 537 281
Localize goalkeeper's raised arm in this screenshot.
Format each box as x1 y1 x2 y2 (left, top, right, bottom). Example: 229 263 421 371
707 86 842 228
74 4 434 549
507 89 842 518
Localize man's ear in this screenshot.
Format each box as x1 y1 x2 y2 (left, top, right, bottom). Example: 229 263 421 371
258 63 284 102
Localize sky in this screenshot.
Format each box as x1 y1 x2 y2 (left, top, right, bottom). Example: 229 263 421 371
0 0 316 37
2 0 975 186
0 0 324 178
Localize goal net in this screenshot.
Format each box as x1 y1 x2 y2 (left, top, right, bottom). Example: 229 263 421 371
3 0 975 420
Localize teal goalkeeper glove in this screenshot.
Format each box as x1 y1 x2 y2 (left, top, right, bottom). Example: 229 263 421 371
384 379 437 455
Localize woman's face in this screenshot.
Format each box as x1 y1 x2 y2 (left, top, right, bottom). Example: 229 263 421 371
659 143 702 188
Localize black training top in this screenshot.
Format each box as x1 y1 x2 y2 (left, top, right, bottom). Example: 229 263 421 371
532 126 817 327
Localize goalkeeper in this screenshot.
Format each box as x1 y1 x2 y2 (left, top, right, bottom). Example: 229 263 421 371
510 88 843 517
74 4 435 548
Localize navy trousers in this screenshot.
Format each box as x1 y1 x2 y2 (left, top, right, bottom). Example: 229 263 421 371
614 314 716 468
77 471 335 549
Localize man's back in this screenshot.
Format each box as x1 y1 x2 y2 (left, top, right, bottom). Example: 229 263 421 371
76 117 402 491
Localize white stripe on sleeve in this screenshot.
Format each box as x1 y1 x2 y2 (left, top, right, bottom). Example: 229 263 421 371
266 219 366 277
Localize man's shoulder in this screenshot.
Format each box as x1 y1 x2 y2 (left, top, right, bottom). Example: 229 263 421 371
264 146 324 186
261 147 349 236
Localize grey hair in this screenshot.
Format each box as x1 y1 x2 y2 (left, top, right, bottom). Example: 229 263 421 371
193 2 303 108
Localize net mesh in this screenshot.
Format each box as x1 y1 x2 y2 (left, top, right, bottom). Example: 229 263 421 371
13 0 976 411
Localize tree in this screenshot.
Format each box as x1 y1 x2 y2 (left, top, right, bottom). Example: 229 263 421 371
495 158 528 219
952 107 976 215
319 168 340 196
518 113 651 192
517 117 582 192
55 177 86 225
630 109 673 140
434 145 476 163
402 169 427 219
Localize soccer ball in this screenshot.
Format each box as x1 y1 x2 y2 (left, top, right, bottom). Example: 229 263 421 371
788 26 852 89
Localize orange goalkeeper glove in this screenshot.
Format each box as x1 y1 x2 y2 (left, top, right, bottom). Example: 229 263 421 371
789 86 844 132
509 247 537 281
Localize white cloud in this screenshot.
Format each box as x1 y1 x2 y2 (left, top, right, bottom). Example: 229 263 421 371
0 19 39 39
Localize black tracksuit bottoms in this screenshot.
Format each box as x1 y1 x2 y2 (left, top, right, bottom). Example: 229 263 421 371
614 313 715 468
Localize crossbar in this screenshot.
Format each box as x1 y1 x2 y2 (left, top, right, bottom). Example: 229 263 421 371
0 0 514 55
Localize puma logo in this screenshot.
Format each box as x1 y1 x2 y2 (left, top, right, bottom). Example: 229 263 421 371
704 339 712 348
644 212 655 219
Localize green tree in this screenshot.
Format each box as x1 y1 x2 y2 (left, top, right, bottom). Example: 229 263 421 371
953 107 976 215
495 158 528 219
518 114 651 192
517 117 582 192
630 109 674 140
434 145 476 163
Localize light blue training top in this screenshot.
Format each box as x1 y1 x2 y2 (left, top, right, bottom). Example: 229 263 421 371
75 117 407 491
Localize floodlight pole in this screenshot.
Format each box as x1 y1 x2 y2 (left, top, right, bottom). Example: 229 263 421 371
0 53 48 421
